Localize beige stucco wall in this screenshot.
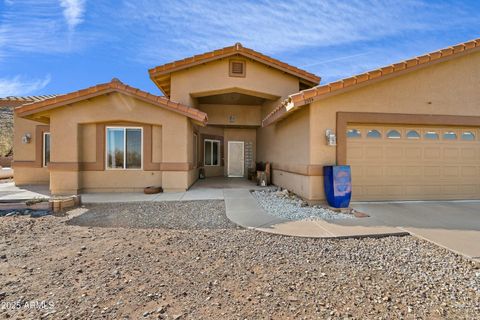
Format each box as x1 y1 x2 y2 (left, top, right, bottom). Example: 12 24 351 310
310 51 480 165
198 104 261 126
305 50 480 201
13 115 50 185
170 58 300 106
259 50 480 201
15 92 198 194
257 106 311 198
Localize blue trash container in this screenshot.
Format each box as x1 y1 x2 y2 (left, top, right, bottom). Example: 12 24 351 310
323 165 352 208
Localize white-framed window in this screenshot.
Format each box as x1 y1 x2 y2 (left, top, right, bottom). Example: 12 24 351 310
106 127 143 170
193 133 198 167
204 139 220 166
43 132 51 167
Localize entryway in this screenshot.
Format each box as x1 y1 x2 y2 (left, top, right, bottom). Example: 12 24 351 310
227 141 244 177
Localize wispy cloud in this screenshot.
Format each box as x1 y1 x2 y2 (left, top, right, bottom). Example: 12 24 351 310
0 0 87 57
115 0 480 64
59 0 86 31
0 74 51 97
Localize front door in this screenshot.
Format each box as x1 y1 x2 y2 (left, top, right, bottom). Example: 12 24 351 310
228 141 244 177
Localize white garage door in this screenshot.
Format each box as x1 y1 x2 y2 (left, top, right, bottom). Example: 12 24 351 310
347 125 480 201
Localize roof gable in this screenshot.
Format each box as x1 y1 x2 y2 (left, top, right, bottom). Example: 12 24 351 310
262 38 480 127
148 43 321 98
15 78 208 126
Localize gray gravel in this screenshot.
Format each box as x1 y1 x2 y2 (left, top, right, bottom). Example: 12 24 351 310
67 201 238 230
252 189 353 221
0 204 479 319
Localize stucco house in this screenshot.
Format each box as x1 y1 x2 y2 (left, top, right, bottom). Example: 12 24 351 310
12 38 480 201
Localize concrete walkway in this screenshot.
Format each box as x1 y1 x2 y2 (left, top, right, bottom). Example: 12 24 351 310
225 189 407 238
0 182 50 202
349 202 480 262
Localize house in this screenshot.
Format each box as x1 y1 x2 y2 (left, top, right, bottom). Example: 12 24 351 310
12 38 480 201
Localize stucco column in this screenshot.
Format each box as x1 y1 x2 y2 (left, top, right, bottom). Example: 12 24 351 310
49 116 80 195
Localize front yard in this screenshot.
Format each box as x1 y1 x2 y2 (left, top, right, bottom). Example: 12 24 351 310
0 202 479 319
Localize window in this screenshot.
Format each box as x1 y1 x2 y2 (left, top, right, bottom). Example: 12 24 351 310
366 129 381 138
106 127 142 169
406 130 420 139
386 129 401 139
43 132 50 167
204 139 220 166
193 133 198 166
461 131 475 141
424 131 439 140
347 129 361 138
443 131 457 140
229 60 246 77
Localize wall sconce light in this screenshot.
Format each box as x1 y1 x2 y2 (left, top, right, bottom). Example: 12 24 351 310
325 129 336 146
22 133 32 144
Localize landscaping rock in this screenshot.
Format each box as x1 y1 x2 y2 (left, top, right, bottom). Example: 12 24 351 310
0 203 478 319
252 189 353 220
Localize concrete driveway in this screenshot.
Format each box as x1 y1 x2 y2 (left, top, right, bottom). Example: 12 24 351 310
345 202 480 261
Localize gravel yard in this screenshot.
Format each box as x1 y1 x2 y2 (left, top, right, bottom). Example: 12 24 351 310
0 202 479 319
67 201 238 230
252 189 353 220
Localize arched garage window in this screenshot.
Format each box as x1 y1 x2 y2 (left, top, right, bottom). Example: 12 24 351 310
386 129 401 139
461 131 475 141
406 130 420 139
347 129 361 138
443 131 457 140
424 131 439 140
366 129 381 138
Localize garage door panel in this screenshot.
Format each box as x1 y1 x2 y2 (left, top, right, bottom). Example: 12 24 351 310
404 166 423 177
461 166 477 177
424 166 441 177
404 147 422 160
365 146 383 159
442 166 459 177
347 124 480 201
424 147 441 159
384 147 403 159
461 148 476 160
443 147 459 160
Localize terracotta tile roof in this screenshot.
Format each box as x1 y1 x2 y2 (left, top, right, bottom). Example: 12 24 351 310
0 95 60 107
15 78 208 126
262 38 480 127
149 43 321 98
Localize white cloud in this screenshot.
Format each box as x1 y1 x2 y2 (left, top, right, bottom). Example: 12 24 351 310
115 0 480 63
0 0 88 56
0 75 51 97
59 0 86 31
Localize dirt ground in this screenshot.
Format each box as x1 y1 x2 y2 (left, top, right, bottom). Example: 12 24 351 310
0 202 479 319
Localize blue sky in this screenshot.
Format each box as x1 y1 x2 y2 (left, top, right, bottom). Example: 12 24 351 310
1 0 479 97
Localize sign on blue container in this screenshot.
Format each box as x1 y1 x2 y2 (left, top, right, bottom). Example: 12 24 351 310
323 165 352 208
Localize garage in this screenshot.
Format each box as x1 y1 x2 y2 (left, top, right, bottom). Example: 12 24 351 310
347 125 480 201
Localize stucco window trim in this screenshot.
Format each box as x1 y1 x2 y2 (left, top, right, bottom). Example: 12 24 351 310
105 126 144 171
204 139 221 167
